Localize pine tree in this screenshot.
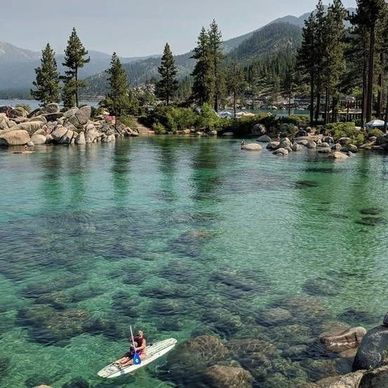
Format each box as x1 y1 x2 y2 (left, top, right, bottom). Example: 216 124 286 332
297 12 317 125
191 27 214 105
282 64 296 116
353 0 385 123
322 0 346 123
208 20 225 112
31 43 60 106
103 52 132 117
156 43 178 105
62 27 90 108
226 63 245 118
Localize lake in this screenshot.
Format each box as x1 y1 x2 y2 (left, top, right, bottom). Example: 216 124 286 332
0 99 99 111
0 137 387 387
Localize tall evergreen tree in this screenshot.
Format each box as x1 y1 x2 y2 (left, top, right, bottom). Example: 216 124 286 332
103 52 131 117
297 12 317 125
226 63 245 118
353 0 385 122
191 27 213 105
208 20 225 112
62 27 90 108
31 43 60 106
322 0 346 123
156 43 178 105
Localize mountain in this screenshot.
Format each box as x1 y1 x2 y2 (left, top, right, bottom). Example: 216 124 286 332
0 42 157 94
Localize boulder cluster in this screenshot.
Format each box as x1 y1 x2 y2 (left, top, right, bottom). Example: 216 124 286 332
0 104 139 147
262 134 353 160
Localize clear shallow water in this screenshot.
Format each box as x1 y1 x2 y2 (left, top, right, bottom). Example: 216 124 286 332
0 138 388 387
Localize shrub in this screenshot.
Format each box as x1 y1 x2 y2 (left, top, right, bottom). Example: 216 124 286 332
280 115 309 127
367 128 384 138
153 122 166 134
166 107 197 132
324 122 365 145
119 115 137 129
196 103 223 131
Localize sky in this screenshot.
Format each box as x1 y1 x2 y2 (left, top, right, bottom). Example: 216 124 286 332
0 0 357 58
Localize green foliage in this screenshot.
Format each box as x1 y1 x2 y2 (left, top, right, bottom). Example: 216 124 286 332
119 115 137 129
156 43 178 105
325 122 365 144
197 103 223 130
101 52 136 117
31 43 61 106
153 122 166 134
62 27 90 108
166 107 197 131
367 127 384 137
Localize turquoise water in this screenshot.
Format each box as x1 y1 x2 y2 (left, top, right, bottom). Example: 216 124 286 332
0 138 388 387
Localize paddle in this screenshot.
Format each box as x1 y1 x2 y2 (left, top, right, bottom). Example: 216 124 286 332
130 325 141 365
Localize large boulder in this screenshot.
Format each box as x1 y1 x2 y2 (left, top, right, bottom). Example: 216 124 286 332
292 143 303 152
359 364 388 387
31 134 47 145
273 148 289 156
328 151 349 160
307 140 317 149
353 323 388 371
241 143 262 151
85 127 101 143
51 126 68 143
0 130 31 146
204 365 253 388
320 327 366 353
75 132 86 145
257 134 272 143
76 106 91 125
44 103 60 114
15 121 44 134
0 113 11 130
266 141 280 150
58 130 75 144
316 370 365 387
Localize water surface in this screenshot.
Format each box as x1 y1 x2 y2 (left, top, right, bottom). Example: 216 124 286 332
0 137 388 387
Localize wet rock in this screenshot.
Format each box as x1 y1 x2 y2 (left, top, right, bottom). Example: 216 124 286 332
356 217 386 226
292 143 303 152
241 143 262 151
307 140 317 149
302 358 338 381
62 377 90 387
51 126 68 142
359 364 388 387
203 365 253 388
256 307 292 326
257 135 272 142
202 308 242 338
273 147 289 156
271 324 313 346
353 324 388 371
338 137 352 145
0 129 31 146
328 151 349 160
158 335 228 386
359 208 383 216
296 180 319 189
338 309 380 327
111 291 140 318
303 277 343 297
320 327 366 353
266 141 280 150
315 370 365 387
17 305 91 344
318 147 332 154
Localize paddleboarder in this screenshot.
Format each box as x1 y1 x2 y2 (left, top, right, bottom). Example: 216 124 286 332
115 330 147 367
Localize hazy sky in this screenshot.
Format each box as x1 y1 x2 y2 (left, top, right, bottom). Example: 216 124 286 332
1 0 357 57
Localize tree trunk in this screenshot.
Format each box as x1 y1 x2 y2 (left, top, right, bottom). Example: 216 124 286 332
233 91 237 119
288 91 291 117
310 72 315 126
366 26 376 123
75 67 79 108
331 97 337 123
315 90 321 123
324 88 329 125
384 86 388 133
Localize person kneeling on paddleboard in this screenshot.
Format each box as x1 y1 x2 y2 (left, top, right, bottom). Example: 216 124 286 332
115 330 147 367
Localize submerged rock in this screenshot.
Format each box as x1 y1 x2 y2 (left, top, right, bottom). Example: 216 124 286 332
359 364 388 387
257 135 272 142
320 327 366 353
201 308 243 338
359 208 383 216
303 277 343 297
256 307 293 326
273 147 289 156
204 365 253 388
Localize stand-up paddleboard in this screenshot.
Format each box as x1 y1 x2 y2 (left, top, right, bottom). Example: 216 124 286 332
98 338 177 379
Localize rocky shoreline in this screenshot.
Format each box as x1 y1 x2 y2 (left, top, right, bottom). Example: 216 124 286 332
0 104 140 148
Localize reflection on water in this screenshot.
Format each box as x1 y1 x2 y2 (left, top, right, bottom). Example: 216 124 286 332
0 137 387 387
